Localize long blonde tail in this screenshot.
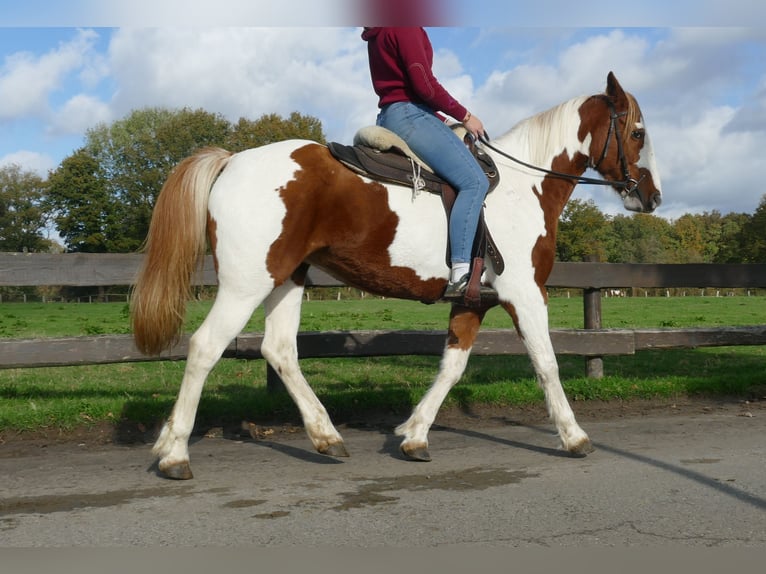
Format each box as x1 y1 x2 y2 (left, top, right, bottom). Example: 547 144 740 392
131 147 233 355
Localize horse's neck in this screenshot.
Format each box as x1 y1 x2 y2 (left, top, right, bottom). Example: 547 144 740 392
492 96 590 213
498 96 590 168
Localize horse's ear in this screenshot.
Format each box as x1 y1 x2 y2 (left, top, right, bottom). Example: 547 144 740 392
606 71 627 105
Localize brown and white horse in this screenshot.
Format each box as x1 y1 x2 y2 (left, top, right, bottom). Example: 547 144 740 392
132 72 661 479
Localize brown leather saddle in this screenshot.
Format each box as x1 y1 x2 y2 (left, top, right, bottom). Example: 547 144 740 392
327 126 504 306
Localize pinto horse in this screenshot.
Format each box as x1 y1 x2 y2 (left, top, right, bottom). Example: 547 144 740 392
132 72 661 479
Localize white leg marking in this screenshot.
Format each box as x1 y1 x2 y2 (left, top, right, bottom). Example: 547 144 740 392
396 345 471 452
261 281 346 455
514 301 592 453
153 287 263 472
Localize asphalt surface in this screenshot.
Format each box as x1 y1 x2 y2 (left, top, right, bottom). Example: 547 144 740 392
1 401 764 547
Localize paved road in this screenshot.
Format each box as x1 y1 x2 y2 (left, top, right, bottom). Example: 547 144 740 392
1 401 764 547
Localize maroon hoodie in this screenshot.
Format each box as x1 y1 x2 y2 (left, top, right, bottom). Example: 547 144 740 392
362 27 468 122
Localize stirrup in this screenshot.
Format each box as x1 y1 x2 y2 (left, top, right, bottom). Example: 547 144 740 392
442 272 497 306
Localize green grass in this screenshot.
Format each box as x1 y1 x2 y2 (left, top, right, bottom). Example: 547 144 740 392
1 295 763 337
0 296 764 433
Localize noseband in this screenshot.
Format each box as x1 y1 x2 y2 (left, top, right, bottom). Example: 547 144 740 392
478 98 644 199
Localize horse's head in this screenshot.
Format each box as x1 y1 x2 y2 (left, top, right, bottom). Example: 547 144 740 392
583 72 662 213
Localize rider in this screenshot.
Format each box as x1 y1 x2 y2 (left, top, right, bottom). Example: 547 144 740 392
362 27 495 301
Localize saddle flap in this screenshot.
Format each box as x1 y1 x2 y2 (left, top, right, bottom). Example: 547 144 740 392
327 141 445 194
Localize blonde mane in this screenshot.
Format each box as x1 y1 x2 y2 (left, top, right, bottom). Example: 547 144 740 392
499 91 641 167
623 92 642 139
503 96 589 166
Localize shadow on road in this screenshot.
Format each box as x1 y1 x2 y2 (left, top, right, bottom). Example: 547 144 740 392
440 422 766 512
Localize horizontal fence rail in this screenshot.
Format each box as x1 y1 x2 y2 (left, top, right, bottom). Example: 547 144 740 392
3 252 766 288
1 253 765 377
2 327 766 369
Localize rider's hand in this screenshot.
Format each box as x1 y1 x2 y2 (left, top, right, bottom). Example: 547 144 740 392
463 113 485 141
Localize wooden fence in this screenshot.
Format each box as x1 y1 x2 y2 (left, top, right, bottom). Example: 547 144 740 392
1 253 765 381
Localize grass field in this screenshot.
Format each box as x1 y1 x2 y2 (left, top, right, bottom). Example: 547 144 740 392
2 294 764 337
0 295 764 433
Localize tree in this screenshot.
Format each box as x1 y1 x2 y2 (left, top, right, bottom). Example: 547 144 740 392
738 194 766 263
0 164 48 252
80 107 233 252
46 149 121 253
556 198 612 261
608 213 675 263
47 108 327 253
713 211 750 263
227 112 326 152
672 213 708 263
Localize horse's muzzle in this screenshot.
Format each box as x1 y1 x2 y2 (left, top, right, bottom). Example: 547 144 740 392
647 191 662 213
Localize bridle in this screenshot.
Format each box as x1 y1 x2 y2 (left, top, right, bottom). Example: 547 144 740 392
478 97 643 199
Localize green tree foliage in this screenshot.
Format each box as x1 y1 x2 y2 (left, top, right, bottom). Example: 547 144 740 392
46 149 116 252
46 108 325 252
81 107 233 252
603 213 676 263
672 213 708 263
557 205 763 264
738 194 766 263
227 112 326 151
0 164 48 252
714 211 750 263
556 198 612 261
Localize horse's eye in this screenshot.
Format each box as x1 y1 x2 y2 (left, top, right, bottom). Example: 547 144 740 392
631 130 644 140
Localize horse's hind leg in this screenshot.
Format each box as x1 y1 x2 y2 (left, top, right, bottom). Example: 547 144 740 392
396 306 486 461
502 301 593 455
153 287 264 479
261 279 348 457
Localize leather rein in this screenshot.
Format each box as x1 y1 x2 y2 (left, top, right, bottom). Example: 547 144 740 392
478 98 643 199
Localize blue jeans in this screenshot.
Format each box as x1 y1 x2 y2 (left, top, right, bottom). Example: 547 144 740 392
377 102 490 265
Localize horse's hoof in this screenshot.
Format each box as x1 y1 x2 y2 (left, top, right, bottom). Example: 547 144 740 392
568 438 595 456
320 442 350 458
159 460 194 480
401 443 432 462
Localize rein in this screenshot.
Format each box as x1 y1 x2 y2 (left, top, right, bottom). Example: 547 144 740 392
478 98 642 197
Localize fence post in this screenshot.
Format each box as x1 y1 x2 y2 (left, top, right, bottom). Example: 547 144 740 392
583 254 604 379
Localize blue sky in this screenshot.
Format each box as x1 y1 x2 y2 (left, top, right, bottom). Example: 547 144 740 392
1 1 765 220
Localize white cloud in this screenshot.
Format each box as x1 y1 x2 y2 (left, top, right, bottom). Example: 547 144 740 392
106 27 374 142
432 48 464 78
0 29 99 121
50 93 113 136
723 79 766 134
653 105 763 215
0 150 55 176
469 28 766 217
557 30 653 91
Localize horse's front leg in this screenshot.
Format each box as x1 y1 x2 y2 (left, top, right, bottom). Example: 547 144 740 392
396 305 486 461
502 301 593 455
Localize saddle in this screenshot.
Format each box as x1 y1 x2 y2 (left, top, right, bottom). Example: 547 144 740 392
327 125 505 306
